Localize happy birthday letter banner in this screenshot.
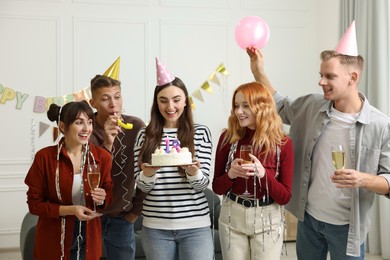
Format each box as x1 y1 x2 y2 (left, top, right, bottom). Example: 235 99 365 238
0 82 92 113
0 63 228 112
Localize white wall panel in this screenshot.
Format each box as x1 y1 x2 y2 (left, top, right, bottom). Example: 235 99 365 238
74 17 149 120
159 19 231 141
241 0 310 11
160 0 230 9
73 0 148 5
0 0 339 251
0 15 60 93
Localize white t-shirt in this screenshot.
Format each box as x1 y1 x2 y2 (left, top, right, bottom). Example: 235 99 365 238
306 106 359 225
72 173 83 205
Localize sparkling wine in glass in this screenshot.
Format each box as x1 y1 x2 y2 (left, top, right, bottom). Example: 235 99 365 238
240 145 253 197
87 164 100 211
332 145 345 170
331 145 348 198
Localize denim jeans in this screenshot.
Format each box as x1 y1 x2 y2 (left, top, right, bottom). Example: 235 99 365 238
101 215 135 260
70 220 86 260
296 211 365 260
141 226 214 260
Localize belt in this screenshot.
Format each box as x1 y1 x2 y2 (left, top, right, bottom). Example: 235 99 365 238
227 192 274 208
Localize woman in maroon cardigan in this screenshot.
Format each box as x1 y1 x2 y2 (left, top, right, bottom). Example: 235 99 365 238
212 82 294 260
25 101 113 260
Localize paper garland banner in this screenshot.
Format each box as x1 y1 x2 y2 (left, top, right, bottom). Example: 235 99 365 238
189 63 229 110
208 72 220 86
216 63 229 76
201 81 213 94
2 63 228 112
39 122 50 137
31 119 36 161
192 89 204 102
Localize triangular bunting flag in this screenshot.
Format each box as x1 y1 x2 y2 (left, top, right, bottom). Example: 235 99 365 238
39 122 50 137
189 96 195 110
201 81 213 93
192 89 204 102
208 72 220 86
216 63 229 76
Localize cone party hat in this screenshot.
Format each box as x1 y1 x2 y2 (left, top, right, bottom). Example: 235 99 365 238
103 57 120 80
334 21 358 56
156 57 175 86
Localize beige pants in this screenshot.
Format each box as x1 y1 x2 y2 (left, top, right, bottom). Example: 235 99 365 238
219 197 284 260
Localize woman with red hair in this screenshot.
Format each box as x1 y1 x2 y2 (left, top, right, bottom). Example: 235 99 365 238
213 82 294 260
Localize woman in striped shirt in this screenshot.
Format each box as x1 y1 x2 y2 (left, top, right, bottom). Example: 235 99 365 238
134 59 214 260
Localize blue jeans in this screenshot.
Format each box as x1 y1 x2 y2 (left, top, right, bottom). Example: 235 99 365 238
141 226 214 260
297 211 365 260
101 215 135 260
70 220 86 260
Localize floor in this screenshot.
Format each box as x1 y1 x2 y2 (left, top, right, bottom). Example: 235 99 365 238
0 243 384 260
281 242 383 260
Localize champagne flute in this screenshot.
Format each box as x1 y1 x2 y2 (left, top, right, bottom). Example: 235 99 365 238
331 145 348 198
87 164 100 211
240 145 253 197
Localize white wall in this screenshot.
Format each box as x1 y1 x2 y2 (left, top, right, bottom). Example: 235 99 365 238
0 0 339 249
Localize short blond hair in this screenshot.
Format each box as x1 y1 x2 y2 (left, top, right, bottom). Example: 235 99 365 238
321 50 364 72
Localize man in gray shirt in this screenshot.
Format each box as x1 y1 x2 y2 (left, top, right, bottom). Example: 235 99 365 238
247 22 390 259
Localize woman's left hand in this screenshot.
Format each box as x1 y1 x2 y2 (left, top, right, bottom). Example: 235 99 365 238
181 160 200 176
241 154 265 178
91 187 106 206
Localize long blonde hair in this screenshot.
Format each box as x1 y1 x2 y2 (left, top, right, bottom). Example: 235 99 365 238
223 82 286 159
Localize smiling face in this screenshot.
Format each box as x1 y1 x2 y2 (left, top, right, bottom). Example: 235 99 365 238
89 85 122 124
157 85 187 128
318 57 352 101
234 91 256 130
61 112 93 147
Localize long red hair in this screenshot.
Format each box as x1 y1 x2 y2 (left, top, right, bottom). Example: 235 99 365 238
223 82 286 159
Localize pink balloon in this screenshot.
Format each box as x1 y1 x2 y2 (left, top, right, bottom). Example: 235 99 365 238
234 16 270 50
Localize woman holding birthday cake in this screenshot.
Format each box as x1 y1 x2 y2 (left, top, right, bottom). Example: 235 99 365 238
133 58 214 260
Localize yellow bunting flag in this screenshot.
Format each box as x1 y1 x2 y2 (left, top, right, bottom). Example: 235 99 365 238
201 81 213 93
192 89 204 102
189 96 195 110
216 63 229 76
208 72 220 86
103 57 120 80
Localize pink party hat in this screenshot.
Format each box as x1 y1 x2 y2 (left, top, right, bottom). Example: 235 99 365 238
334 20 358 56
156 57 175 86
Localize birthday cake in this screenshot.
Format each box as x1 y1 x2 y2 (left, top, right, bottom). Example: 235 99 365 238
151 147 192 166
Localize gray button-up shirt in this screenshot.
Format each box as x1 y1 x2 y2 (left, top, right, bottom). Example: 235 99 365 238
275 92 390 256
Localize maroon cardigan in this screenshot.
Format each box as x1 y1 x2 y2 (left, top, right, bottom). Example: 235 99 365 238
25 141 112 260
212 129 294 205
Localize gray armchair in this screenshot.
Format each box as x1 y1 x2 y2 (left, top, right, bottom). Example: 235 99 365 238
20 212 38 260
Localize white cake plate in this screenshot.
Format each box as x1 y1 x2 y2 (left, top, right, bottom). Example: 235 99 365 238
144 161 197 168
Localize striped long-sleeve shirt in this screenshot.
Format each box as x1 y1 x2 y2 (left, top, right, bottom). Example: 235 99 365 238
134 124 213 230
